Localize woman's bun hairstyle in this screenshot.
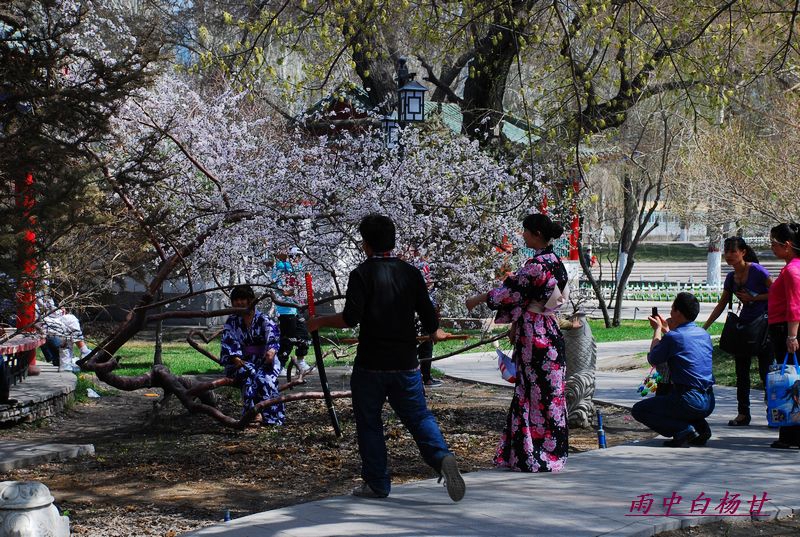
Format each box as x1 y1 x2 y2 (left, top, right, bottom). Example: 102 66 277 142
549 221 564 240
523 213 564 241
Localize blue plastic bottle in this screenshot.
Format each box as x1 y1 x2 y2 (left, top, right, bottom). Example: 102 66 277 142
597 411 607 449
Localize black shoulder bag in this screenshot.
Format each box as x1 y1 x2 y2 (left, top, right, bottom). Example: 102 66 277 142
718 285 768 356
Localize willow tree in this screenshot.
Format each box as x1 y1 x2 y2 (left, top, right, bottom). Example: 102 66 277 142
163 1 798 151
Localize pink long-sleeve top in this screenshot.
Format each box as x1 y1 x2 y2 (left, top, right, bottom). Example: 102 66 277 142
768 257 800 324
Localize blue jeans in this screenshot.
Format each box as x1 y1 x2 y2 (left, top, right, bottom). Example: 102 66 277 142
350 366 452 496
632 387 715 439
40 336 64 365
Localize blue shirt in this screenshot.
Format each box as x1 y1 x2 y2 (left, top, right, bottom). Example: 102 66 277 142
220 309 280 373
270 260 303 316
647 321 714 390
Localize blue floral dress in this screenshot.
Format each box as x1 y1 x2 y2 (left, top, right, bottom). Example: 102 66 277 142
487 246 569 472
220 309 284 425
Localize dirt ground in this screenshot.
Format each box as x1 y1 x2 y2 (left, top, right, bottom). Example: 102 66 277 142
2 367 797 537
658 517 800 537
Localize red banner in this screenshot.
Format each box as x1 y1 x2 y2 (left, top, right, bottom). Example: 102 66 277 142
304 272 315 317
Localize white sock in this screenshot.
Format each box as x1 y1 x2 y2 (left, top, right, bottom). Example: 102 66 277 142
60 348 74 369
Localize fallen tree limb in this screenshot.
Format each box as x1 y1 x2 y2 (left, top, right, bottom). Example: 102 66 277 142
337 333 470 345
83 351 350 430
244 391 352 425
419 330 510 363
186 328 224 364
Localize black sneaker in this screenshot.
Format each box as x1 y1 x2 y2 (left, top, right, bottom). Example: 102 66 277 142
438 455 465 502
351 482 388 498
424 378 443 387
690 421 712 446
663 430 699 448
689 430 712 446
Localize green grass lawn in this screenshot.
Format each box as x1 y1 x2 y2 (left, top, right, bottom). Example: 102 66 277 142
99 319 725 376
73 374 117 402
112 341 225 376
588 319 724 343
596 243 709 262
95 338 755 391
712 346 740 388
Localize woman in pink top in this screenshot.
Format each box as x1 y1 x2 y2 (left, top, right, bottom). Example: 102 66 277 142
767 223 800 449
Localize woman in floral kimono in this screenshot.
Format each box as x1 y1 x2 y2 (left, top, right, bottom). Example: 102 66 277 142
467 213 569 472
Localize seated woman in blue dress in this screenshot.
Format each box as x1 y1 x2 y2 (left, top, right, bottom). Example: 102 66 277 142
220 285 284 425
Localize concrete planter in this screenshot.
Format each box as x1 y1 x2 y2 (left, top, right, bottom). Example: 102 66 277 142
0 481 69 537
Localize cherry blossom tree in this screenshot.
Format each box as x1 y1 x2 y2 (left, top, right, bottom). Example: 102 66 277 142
75 71 542 428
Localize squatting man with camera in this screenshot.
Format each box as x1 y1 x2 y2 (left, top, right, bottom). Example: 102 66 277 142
631 292 716 448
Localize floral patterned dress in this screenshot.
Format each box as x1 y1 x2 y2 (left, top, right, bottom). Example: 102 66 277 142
487 245 569 472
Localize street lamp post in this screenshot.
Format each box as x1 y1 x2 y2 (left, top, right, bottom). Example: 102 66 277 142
382 57 428 149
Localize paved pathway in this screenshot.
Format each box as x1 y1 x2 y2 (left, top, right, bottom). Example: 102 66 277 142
0 361 77 424
0 441 95 472
0 362 93 470
186 341 799 537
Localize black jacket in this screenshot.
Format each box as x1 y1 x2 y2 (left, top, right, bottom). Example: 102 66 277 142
342 257 438 370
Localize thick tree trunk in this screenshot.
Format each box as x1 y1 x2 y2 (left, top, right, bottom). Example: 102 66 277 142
707 224 723 289
346 9 400 115
350 32 398 114
347 4 526 144
461 11 521 143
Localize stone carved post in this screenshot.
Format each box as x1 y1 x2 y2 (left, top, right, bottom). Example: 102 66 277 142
0 481 70 537
562 313 597 428
559 261 597 428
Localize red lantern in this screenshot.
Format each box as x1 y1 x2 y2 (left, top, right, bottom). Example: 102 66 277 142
568 180 581 261
15 172 39 374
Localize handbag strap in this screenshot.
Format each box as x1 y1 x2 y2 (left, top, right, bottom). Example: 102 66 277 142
727 281 734 311
779 352 800 376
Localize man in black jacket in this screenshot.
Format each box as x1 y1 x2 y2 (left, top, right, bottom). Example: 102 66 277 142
308 214 465 501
